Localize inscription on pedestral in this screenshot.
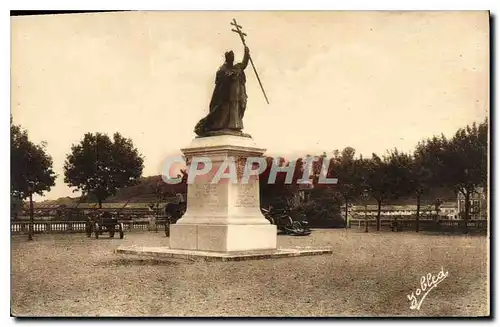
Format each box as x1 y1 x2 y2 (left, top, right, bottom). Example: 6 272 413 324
189 183 222 209
235 182 258 208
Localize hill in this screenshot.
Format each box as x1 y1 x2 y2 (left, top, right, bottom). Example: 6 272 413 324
38 175 457 208
38 175 186 207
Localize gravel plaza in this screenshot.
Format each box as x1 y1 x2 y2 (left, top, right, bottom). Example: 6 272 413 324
11 229 488 317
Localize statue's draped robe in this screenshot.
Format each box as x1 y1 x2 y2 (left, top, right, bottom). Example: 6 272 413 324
195 50 249 136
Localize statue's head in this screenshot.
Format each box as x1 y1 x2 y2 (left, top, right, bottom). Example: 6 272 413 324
225 50 234 64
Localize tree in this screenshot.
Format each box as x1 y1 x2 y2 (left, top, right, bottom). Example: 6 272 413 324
365 154 394 231
298 152 343 226
365 148 439 232
330 147 364 228
11 120 56 240
411 135 448 232
64 132 144 208
439 120 488 233
10 196 24 220
259 156 299 209
384 148 428 232
148 180 168 221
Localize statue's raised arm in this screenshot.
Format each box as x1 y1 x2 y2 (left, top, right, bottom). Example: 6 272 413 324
230 19 269 104
240 46 250 70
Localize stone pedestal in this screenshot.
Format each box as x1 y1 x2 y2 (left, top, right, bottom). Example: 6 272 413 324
169 135 277 252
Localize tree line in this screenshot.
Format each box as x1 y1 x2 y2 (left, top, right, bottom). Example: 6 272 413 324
11 116 487 237
258 119 487 234
11 118 145 240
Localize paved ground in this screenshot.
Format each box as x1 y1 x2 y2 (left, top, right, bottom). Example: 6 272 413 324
11 229 489 317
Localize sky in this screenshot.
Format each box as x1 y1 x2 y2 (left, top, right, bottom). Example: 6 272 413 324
11 11 489 200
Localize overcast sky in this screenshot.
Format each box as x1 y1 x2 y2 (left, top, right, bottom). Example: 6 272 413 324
11 11 489 200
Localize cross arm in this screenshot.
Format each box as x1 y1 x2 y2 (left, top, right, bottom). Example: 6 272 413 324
231 29 247 37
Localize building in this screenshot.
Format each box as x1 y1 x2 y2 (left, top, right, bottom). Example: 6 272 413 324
440 202 459 219
457 187 487 220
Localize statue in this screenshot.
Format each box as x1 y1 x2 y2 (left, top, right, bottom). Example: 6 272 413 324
194 46 250 137
194 19 269 138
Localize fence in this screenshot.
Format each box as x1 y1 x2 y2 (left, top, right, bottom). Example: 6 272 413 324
13 218 488 235
349 218 487 231
11 219 169 235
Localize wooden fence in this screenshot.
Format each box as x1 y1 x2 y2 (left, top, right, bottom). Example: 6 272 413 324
11 219 169 235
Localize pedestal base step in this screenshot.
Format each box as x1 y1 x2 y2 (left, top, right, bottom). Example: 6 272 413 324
115 246 333 262
169 223 277 252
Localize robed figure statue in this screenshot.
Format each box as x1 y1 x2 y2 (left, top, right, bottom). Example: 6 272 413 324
194 46 250 137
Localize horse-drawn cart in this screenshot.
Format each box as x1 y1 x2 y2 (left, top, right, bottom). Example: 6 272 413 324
85 212 124 239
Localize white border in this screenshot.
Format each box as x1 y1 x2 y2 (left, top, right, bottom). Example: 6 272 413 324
2 1 498 325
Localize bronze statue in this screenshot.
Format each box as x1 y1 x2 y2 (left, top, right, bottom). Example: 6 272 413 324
194 19 269 138
194 46 250 137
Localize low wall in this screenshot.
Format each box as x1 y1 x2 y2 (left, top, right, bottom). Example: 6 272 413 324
11 219 169 235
